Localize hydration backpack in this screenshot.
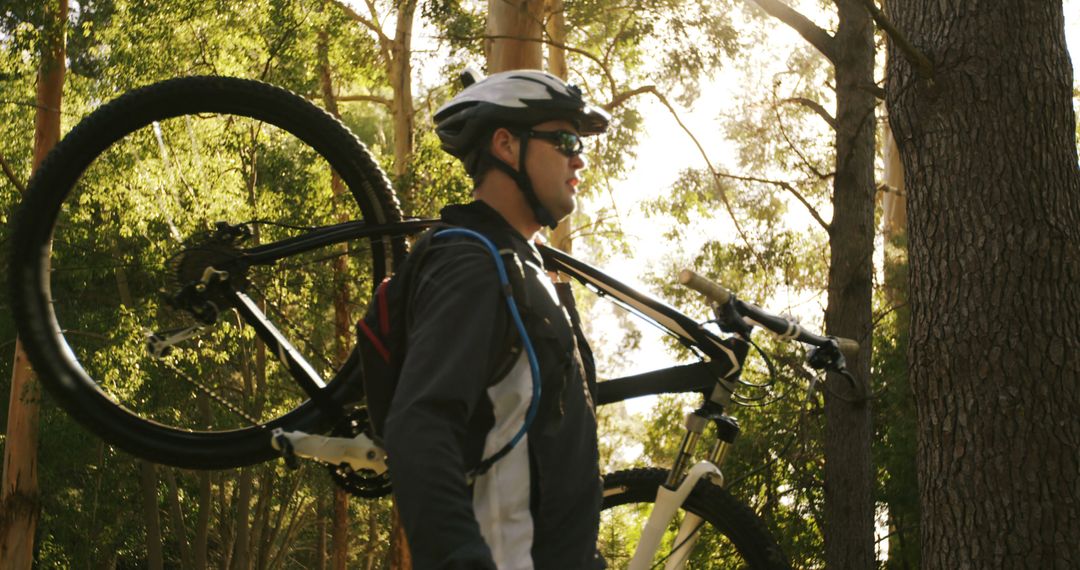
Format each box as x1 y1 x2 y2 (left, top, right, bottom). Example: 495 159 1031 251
355 226 540 476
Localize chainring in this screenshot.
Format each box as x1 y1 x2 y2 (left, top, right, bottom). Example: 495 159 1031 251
327 408 393 498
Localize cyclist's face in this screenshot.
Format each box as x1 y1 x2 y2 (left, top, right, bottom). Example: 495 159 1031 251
525 120 587 224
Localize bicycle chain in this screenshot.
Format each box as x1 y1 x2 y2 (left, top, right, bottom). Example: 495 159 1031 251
160 358 263 427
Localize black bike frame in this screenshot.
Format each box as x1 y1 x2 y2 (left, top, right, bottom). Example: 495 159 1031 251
217 218 748 413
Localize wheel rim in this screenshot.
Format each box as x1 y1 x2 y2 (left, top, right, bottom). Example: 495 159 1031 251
14 78 397 467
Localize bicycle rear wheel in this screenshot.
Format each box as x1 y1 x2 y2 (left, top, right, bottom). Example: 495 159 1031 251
601 468 791 569
10 76 405 469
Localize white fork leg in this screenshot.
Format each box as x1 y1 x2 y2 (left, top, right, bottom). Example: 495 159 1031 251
628 461 722 570
662 512 703 570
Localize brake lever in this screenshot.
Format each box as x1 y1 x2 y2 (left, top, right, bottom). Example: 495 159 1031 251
713 297 753 337
807 339 847 373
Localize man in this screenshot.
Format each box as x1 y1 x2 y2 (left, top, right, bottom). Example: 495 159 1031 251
382 69 610 569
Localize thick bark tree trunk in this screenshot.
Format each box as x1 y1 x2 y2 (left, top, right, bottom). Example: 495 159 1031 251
886 1 1080 568
822 1 877 568
0 2 66 567
486 0 544 71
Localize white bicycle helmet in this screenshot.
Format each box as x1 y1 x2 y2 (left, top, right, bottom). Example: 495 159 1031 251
434 69 610 229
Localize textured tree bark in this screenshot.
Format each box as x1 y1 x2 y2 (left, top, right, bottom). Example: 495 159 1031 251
486 0 544 71
0 2 66 567
886 1 1080 567
822 0 877 568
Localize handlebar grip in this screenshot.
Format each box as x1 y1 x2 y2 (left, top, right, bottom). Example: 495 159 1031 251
836 337 860 361
678 269 731 305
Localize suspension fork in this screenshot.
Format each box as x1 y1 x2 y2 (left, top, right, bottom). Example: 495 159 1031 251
634 337 748 569
631 407 741 570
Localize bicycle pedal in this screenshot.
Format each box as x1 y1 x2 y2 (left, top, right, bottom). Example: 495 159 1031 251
271 428 300 469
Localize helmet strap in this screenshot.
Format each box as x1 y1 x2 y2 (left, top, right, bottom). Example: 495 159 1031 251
485 132 559 230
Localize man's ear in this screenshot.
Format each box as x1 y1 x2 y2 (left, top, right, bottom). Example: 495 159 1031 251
489 128 519 168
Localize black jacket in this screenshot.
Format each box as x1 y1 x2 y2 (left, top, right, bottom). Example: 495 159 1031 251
383 201 604 569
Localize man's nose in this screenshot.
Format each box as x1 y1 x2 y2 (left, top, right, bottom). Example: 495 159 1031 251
570 152 587 171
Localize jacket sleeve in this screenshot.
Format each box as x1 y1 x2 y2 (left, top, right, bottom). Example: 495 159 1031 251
383 242 510 569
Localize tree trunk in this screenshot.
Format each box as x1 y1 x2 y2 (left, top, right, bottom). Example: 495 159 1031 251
233 468 253 570
317 36 362 570
886 1 1080 568
140 462 165 570
486 0 544 71
544 0 567 79
880 122 920 570
389 503 412 570
390 0 418 196
544 0 574 254
164 468 194 568
822 0 876 568
195 396 213 570
331 488 349 570
0 2 66 566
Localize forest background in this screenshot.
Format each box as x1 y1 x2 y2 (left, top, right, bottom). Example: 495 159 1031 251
1 0 1078 568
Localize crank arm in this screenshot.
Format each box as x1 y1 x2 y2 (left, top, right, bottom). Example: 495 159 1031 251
270 428 388 474
145 325 205 358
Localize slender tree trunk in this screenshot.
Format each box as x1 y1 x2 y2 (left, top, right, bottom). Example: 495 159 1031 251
164 468 194 568
332 488 349 570
390 0 418 194
316 495 327 570
140 461 165 570
233 468 253 570
544 0 567 79
880 123 919 570
195 396 213 570
389 503 412 570
822 0 876 568
544 0 574 254
0 2 66 566
886 1 1080 568
317 36 362 570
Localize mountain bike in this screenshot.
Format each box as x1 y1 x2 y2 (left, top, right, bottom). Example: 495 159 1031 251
9 76 857 569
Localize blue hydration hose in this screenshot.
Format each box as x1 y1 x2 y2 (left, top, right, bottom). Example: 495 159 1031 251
433 228 541 473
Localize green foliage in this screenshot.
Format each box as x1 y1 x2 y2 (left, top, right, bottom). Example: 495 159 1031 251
1 1 399 566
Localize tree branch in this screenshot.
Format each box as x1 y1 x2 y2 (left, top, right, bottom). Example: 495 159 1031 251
744 0 837 63
0 151 26 195
857 0 933 80
309 93 393 108
605 85 657 111
325 0 392 56
643 88 771 263
440 33 609 81
779 97 836 128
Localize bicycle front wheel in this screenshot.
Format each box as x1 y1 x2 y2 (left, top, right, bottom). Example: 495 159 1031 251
601 468 791 569
10 76 405 469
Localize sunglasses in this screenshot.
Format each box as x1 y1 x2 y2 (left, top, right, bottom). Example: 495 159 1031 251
527 129 584 157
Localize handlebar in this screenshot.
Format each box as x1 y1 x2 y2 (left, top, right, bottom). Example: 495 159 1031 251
678 269 860 362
